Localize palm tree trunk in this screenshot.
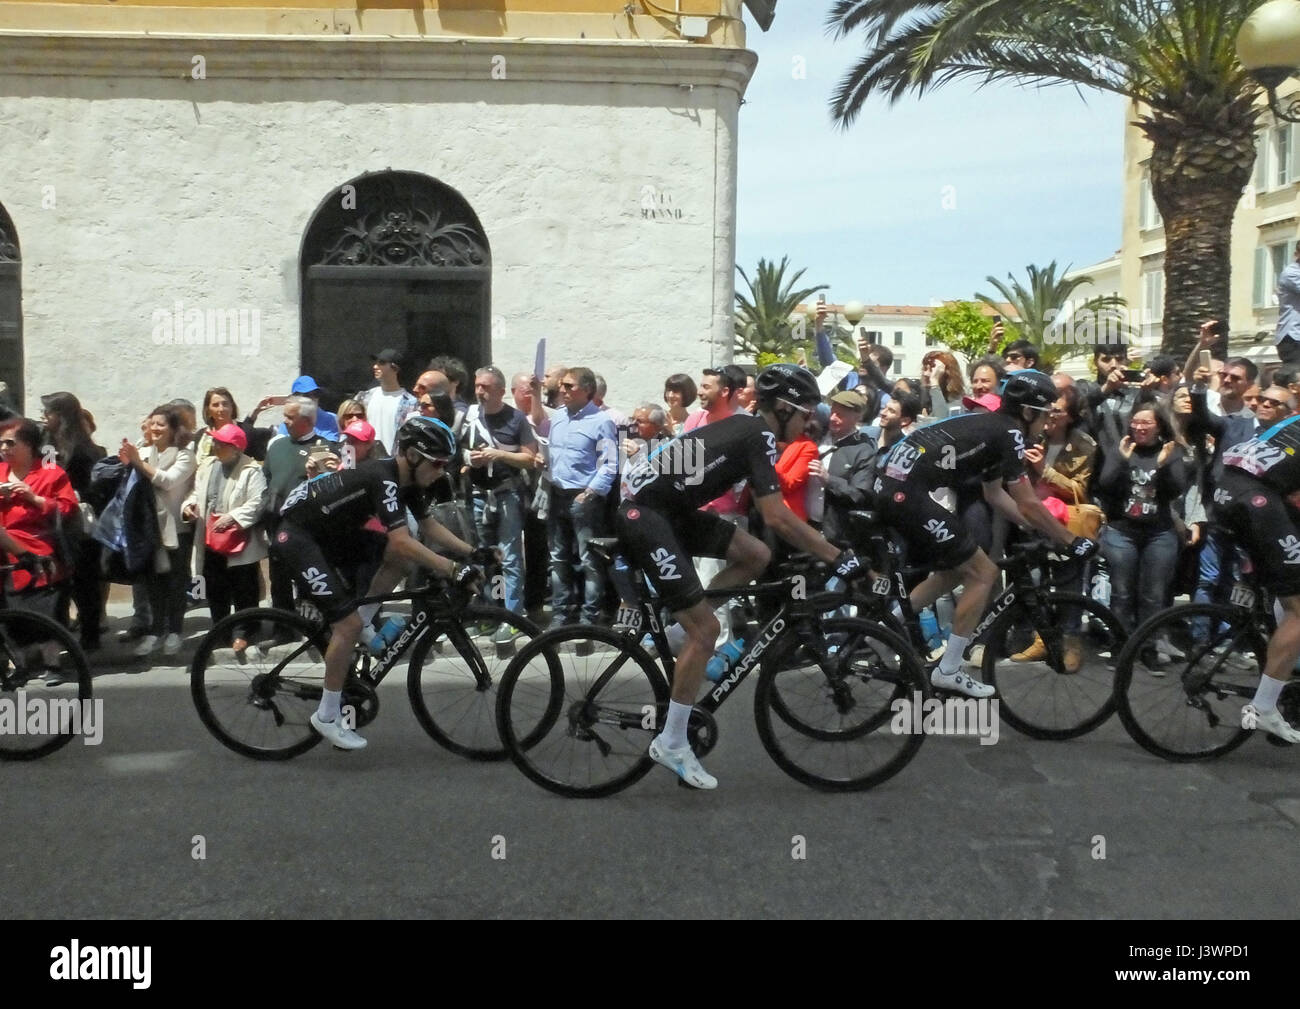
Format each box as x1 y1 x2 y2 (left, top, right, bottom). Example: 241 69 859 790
1144 108 1256 359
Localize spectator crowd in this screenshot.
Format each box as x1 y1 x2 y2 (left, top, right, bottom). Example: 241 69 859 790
1 319 1295 672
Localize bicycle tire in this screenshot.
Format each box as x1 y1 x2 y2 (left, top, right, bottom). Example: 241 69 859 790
1113 603 1260 762
0 608 93 760
495 624 669 798
406 604 546 760
981 592 1124 740
191 607 332 760
754 616 928 792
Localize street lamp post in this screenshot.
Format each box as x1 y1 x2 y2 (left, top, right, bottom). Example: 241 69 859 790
1238 0 1300 123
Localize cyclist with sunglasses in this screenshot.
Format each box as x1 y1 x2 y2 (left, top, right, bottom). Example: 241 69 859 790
273 416 483 750
617 364 868 789
874 369 1098 698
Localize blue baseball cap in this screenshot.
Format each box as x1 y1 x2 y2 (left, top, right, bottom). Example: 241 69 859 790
291 375 320 394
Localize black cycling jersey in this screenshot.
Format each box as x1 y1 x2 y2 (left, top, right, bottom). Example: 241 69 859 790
623 413 781 511
278 458 424 536
879 411 1028 489
1222 415 1300 494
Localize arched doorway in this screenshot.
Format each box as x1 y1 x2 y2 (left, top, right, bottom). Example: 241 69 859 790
0 203 21 412
300 171 491 407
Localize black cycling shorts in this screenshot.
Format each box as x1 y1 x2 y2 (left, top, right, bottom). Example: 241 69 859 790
873 475 979 572
616 501 740 612
1216 470 1300 598
271 523 388 623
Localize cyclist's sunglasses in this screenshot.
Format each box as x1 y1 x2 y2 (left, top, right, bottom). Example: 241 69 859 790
776 398 814 416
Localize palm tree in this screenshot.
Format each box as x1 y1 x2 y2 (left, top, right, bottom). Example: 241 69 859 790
828 1 1263 357
977 260 1131 361
735 257 828 362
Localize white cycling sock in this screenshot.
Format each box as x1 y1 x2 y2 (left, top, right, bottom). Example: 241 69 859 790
661 700 692 749
318 688 342 723
358 602 380 629
1252 675 1284 714
938 633 972 676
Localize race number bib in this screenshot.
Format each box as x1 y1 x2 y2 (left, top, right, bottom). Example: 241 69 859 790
884 443 922 482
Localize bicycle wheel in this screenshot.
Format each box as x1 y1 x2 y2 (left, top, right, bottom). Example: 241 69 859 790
754 617 928 792
1114 603 1260 761
406 604 545 760
495 624 669 798
0 608 93 760
981 593 1124 740
191 607 332 760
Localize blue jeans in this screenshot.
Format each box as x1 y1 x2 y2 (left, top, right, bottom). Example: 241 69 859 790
548 488 607 623
472 489 526 616
1100 523 1180 633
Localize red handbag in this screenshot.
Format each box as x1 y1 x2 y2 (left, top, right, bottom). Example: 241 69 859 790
205 513 249 556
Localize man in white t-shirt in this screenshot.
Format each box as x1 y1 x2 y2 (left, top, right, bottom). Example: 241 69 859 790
355 347 418 455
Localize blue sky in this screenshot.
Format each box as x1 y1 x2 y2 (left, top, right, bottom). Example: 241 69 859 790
735 4 1127 308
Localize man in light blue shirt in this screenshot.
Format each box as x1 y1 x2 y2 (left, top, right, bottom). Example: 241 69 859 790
536 366 619 628
1276 244 1300 365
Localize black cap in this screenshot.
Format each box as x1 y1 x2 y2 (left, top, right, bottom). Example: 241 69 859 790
371 348 403 366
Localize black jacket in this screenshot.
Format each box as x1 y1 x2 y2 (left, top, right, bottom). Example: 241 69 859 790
819 431 878 546
87 459 161 578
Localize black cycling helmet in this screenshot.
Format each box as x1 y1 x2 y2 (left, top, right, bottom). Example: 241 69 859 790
755 363 821 410
396 415 456 462
998 369 1057 416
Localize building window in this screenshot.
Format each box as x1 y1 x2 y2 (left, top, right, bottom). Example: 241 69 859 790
1254 124 1299 193
893 331 903 346
1139 167 1162 230
1141 268 1164 323
925 335 938 347
865 330 880 344
892 359 902 375
1254 238 1299 308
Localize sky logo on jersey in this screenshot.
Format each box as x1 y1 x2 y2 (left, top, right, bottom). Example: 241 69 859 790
382 480 399 510
1280 535 1300 565
302 566 331 595
650 547 682 581
924 518 955 543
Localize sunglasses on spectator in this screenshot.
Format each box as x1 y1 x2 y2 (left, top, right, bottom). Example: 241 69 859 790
343 412 365 420
561 381 579 390
1005 352 1026 362
1221 372 1246 382
0 439 15 448
418 400 436 411
1260 397 1288 409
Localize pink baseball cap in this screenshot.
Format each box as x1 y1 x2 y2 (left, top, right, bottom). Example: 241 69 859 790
961 393 1002 413
209 423 248 452
343 420 376 443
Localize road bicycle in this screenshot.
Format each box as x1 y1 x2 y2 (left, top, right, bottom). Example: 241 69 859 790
494 517 929 798
853 525 1126 740
191 573 546 760
0 557 94 760
1111 550 1299 761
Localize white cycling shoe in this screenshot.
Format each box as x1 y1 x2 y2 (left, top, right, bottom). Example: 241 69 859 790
310 712 368 750
1245 706 1300 744
648 734 717 789
931 667 997 699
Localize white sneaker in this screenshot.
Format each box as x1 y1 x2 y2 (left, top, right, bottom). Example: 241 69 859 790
1155 636 1185 661
1213 644 1257 672
931 666 997 699
133 635 160 658
1245 705 1300 744
648 735 716 789
162 633 183 657
310 712 368 750
964 644 985 668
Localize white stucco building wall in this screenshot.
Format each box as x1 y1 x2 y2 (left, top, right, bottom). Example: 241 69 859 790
0 24 756 438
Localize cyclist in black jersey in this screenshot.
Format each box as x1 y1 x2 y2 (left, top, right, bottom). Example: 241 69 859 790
617 364 867 789
273 415 483 750
1215 407 1300 742
875 369 1098 698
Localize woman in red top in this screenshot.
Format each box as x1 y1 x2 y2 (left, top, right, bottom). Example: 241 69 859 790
775 417 820 523
0 417 78 595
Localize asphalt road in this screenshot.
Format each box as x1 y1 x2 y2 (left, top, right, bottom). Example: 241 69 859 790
4 618 1299 921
